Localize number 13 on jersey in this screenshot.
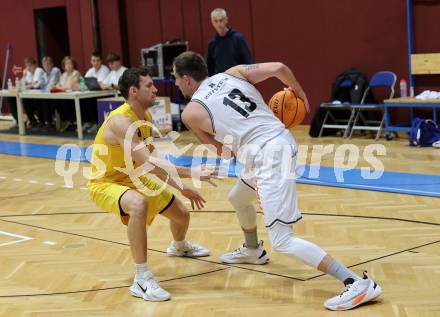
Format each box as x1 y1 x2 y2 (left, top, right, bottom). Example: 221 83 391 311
223 88 256 118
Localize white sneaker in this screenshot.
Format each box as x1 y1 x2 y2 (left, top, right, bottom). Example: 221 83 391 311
220 241 269 264
166 240 210 257
130 271 171 301
324 271 383 310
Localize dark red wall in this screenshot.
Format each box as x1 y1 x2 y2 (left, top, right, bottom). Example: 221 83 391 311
0 0 94 74
1 0 439 122
98 0 122 62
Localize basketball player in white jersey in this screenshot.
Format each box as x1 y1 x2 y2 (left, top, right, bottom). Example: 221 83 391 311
172 51 382 310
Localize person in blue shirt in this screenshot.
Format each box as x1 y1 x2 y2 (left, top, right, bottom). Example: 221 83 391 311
206 8 253 76
35 56 61 130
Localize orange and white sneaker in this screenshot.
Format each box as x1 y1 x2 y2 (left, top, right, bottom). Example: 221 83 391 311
324 271 382 310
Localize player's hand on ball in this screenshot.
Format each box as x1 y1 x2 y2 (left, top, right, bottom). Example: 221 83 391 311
287 87 310 113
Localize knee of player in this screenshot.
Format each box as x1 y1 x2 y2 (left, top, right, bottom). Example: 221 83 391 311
171 198 190 223
269 229 295 253
228 187 247 207
228 187 238 202
128 197 149 218
182 208 190 223
179 201 191 222
228 181 255 207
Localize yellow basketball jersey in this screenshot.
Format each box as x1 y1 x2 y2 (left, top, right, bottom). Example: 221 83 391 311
88 103 153 183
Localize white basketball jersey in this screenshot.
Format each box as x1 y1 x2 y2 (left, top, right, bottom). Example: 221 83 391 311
191 73 286 153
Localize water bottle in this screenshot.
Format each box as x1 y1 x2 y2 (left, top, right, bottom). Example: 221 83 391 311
15 77 20 90
399 79 407 98
7 78 13 90
40 76 46 92
79 76 85 92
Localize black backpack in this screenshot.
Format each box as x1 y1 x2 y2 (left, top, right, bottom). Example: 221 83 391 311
309 68 374 137
330 68 374 104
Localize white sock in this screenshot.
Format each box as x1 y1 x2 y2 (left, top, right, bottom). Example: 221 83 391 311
174 240 186 250
327 260 361 285
135 263 149 279
244 231 259 249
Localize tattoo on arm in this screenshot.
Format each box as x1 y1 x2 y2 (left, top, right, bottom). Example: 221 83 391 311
245 64 260 71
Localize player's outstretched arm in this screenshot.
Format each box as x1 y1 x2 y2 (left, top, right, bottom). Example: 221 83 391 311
105 115 217 189
226 63 310 111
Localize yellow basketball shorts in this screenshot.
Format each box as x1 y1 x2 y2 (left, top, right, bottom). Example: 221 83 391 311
87 176 174 226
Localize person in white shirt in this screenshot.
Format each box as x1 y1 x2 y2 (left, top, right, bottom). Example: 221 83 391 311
21 56 45 89
82 51 109 134
100 52 127 90
6 56 43 129
21 56 45 128
85 51 110 82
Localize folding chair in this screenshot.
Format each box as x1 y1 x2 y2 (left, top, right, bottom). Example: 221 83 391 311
349 71 396 140
318 79 356 138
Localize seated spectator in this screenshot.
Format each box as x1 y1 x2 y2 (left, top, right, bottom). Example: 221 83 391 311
41 56 61 92
33 56 61 131
21 56 45 129
100 53 127 90
83 51 109 134
55 56 80 91
22 56 45 90
85 51 109 82
54 56 80 131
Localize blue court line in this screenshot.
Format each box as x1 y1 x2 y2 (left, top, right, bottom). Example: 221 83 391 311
1 140 439 198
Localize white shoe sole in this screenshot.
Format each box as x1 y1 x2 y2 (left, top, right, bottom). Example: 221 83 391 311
220 254 270 265
166 250 210 257
324 280 382 311
130 285 170 302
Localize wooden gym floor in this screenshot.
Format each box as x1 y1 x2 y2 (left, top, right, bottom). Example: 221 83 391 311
0 124 439 317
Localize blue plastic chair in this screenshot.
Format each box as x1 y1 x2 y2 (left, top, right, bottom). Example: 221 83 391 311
349 71 396 140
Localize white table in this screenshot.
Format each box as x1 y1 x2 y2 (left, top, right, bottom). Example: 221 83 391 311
18 90 117 139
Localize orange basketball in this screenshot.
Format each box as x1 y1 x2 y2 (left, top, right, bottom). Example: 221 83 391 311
268 89 306 128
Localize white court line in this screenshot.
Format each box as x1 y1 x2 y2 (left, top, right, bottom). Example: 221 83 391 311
43 241 57 245
5 261 25 279
0 230 33 247
1 176 88 191
298 178 440 196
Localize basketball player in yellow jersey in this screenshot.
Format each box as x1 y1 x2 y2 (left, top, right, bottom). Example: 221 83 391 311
87 67 216 302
